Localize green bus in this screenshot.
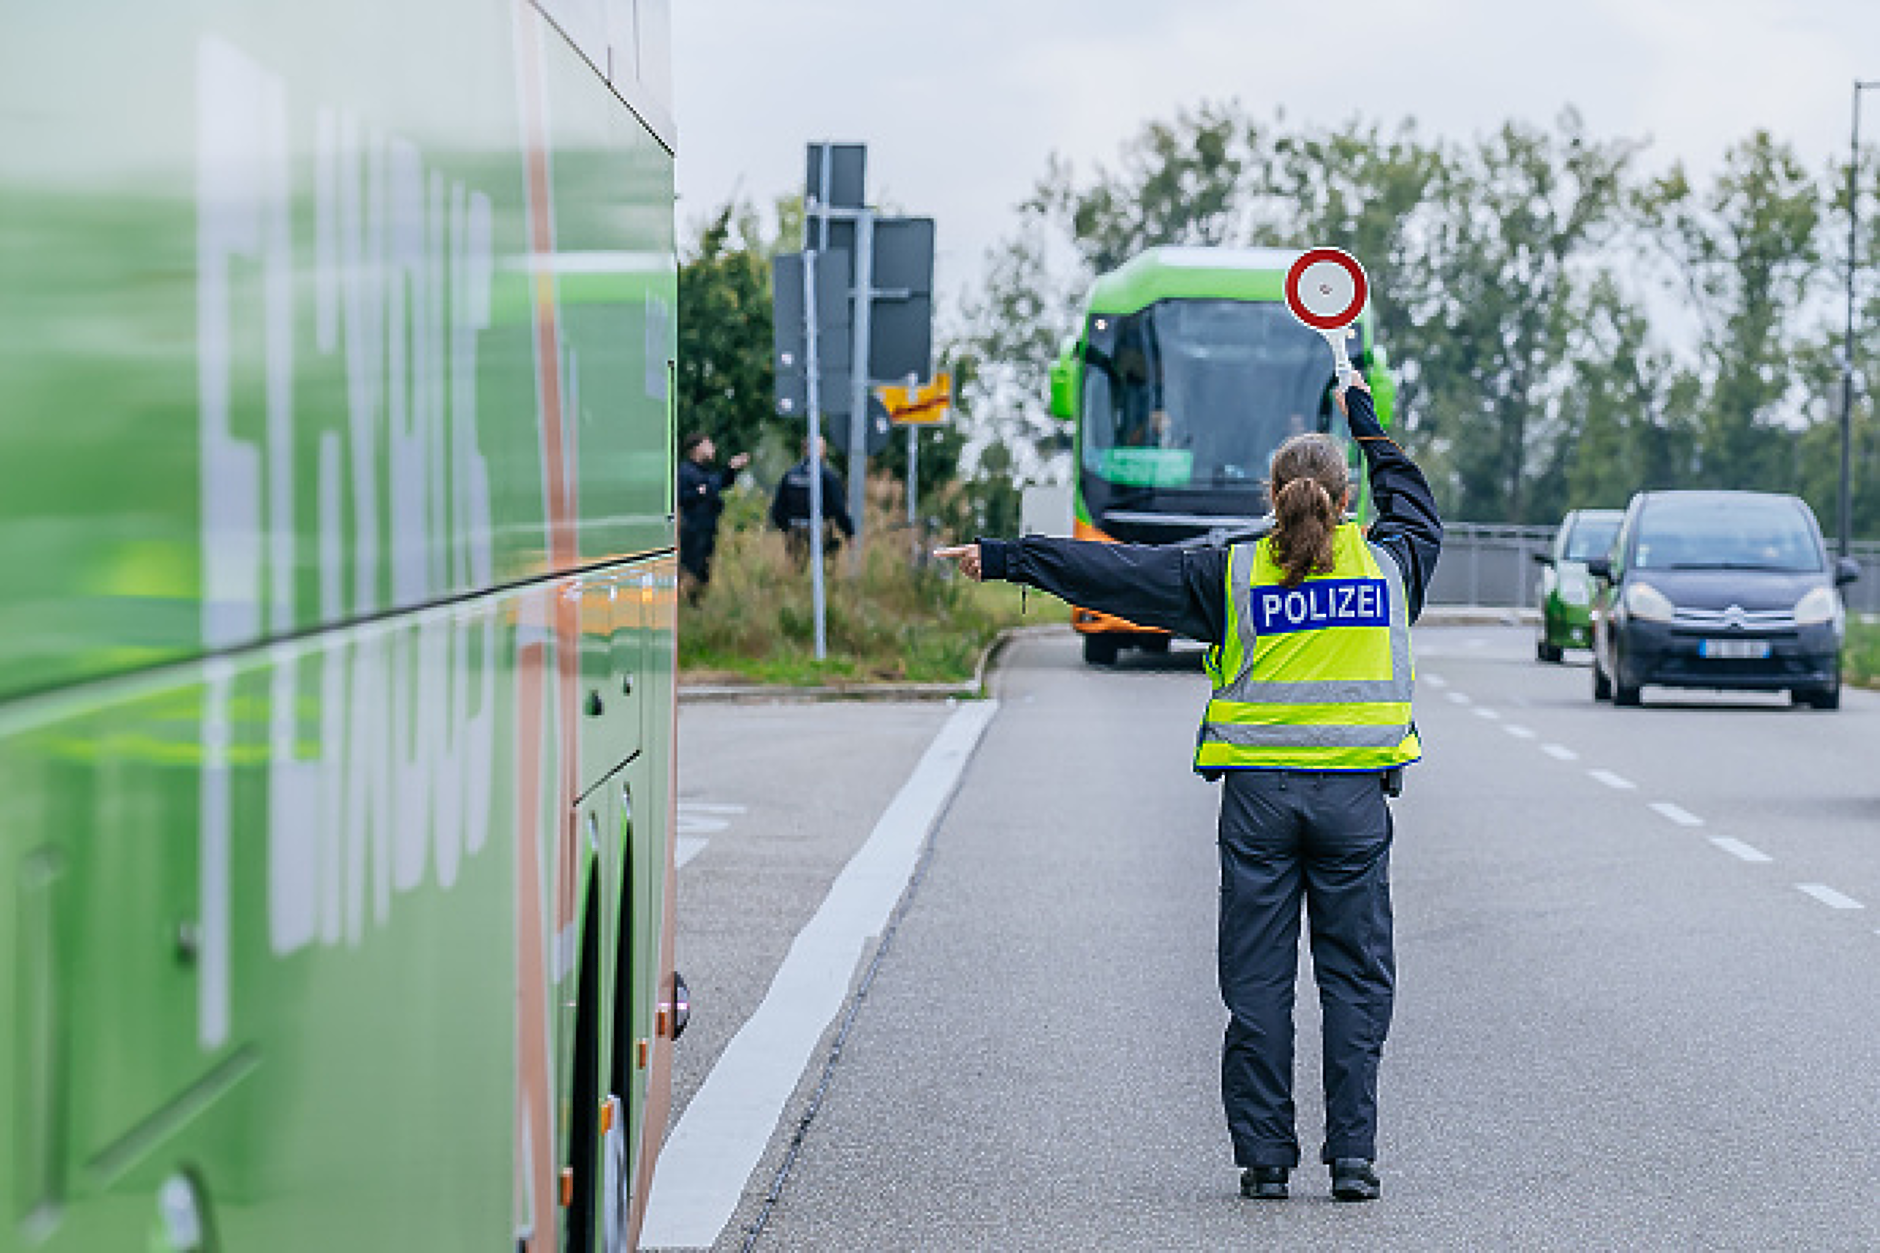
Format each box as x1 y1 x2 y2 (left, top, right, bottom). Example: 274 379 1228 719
1 3 682 1250
1048 246 1398 665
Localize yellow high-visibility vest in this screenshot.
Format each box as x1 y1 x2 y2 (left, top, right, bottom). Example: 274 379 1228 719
1196 523 1420 773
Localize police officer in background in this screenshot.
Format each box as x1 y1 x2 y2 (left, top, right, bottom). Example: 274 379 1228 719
677 432 749 601
936 377 1440 1203
770 435 855 559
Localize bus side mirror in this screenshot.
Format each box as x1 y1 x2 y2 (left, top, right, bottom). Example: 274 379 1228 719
1048 356 1077 422
1364 344 1396 428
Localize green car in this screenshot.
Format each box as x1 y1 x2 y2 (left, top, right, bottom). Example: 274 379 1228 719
1534 508 1624 662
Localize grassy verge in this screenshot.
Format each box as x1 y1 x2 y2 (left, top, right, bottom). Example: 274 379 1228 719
1845 617 1880 687
679 480 1063 686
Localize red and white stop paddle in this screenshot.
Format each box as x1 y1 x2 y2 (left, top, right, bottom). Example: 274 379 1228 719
1284 247 1368 389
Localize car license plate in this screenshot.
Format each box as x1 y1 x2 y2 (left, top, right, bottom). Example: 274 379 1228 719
1699 638 1771 660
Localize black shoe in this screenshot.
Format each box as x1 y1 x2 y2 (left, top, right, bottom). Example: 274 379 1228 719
1330 1158 1380 1202
1239 1166 1289 1200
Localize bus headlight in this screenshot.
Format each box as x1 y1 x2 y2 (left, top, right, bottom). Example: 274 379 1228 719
1794 585 1841 628
1624 581 1675 622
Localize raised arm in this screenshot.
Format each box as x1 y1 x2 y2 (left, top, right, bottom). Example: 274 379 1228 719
1341 385 1443 622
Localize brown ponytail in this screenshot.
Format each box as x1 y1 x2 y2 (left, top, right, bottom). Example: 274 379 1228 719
1267 434 1349 586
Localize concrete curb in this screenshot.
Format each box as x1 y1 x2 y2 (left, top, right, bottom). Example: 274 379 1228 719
677 624 1059 705
1417 606 1539 626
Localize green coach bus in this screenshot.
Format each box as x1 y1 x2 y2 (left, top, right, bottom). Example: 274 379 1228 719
1 3 683 1250
1048 246 1398 665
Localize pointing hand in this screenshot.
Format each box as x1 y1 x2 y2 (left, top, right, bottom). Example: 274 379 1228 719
933 544 983 581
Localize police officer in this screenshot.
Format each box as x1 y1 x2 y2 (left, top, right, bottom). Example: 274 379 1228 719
677 432 749 600
935 377 1440 1202
770 435 855 559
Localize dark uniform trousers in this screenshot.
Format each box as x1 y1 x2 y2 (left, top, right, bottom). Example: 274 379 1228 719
1216 768 1395 1169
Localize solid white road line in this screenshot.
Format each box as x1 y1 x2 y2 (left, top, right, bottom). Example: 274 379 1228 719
1588 769 1636 791
1504 724 1536 739
1797 883 1865 911
1649 802 1703 827
1446 691 1472 705
1542 744 1578 761
1472 706 1501 720
640 700 1001 1249
1709 837 1771 863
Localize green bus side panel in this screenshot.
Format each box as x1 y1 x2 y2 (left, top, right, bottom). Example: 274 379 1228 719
0 2 679 1248
0 0 678 704
0 555 676 1251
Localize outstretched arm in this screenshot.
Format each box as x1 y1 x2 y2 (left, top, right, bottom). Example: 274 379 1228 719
1340 383 1443 622
935 536 1230 645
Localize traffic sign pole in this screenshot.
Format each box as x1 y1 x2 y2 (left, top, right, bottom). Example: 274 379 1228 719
848 205 875 556
803 243 827 660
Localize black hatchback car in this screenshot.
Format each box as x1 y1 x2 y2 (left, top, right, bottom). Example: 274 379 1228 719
1588 490 1859 708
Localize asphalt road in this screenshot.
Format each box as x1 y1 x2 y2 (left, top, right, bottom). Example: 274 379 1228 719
652 626 1880 1252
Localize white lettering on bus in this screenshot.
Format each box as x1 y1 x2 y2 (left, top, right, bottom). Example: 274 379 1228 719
196 36 499 1046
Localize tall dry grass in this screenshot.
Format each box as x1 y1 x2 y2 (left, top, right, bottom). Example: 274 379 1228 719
679 474 1050 684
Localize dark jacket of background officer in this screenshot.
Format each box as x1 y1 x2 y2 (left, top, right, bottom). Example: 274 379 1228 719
936 382 1440 1203
677 433 747 597
769 437 855 547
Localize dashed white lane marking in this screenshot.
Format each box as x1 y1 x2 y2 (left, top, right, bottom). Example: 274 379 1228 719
1503 724 1536 739
1472 706 1501 721
1424 673 1449 688
1542 744 1578 761
1789 876 1864 906
642 700 1000 1249
1710 837 1772 863
1446 691 1472 705
1649 802 1703 827
1588 769 1636 791
1797 884 1865 911
676 837 710 868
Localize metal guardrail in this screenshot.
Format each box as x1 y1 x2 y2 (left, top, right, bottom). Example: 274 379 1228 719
1427 524 1880 615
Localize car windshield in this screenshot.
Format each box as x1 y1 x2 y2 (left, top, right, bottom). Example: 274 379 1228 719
1633 497 1823 572
1079 299 1333 490
1563 516 1619 562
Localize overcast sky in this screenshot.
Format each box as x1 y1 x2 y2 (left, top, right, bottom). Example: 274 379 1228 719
673 0 1880 305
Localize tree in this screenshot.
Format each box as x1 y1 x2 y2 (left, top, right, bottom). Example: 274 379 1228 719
1637 132 1823 492
1030 101 1264 275
675 202 777 463
1258 120 1447 429
1413 111 1641 521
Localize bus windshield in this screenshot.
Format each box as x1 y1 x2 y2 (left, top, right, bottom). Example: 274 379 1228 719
1080 299 1333 491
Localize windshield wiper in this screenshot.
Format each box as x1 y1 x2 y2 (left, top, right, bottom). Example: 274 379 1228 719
1660 561 1807 572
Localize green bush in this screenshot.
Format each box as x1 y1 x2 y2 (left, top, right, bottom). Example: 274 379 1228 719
680 474 1059 685
1844 617 1880 687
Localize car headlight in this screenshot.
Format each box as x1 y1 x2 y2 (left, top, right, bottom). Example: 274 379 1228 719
1794 585 1842 627
1624 581 1675 622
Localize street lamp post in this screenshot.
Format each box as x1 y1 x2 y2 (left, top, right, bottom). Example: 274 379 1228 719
1839 79 1880 560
